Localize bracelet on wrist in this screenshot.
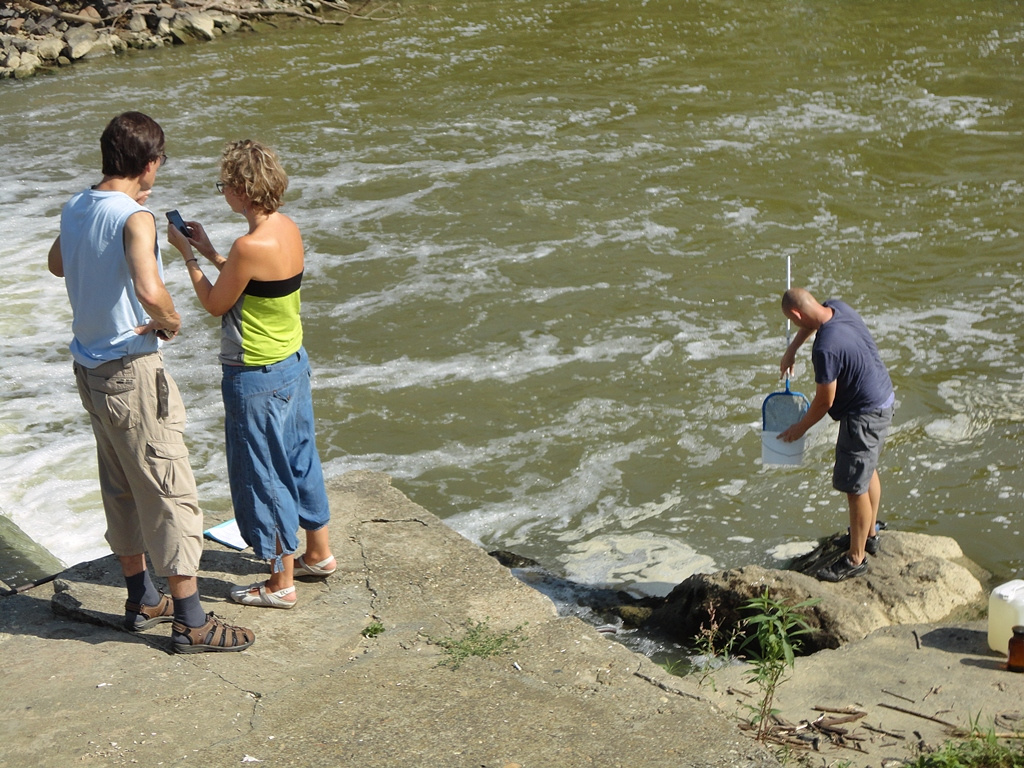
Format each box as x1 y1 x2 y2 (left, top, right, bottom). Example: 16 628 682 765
185 258 198 266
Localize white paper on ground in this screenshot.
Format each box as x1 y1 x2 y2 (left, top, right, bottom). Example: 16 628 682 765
203 518 248 551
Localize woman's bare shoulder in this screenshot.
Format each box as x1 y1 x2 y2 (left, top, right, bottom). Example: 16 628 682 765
232 213 304 278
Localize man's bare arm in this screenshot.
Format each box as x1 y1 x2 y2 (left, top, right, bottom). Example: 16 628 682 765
123 211 181 337
47 236 64 277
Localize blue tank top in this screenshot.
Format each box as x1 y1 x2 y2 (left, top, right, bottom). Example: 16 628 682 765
59 188 162 367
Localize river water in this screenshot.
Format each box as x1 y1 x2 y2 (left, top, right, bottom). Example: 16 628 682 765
1 0 1022 596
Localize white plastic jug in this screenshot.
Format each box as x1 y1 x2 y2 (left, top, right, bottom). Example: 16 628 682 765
761 431 805 466
988 579 1024 654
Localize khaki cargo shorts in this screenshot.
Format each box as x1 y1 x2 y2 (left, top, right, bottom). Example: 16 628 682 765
74 352 203 577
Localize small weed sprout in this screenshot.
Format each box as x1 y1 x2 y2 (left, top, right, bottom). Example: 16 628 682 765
740 589 819 742
362 620 385 638
434 618 526 670
657 656 689 677
691 601 739 688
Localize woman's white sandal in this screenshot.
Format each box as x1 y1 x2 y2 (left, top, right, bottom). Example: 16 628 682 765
294 554 336 578
230 581 297 609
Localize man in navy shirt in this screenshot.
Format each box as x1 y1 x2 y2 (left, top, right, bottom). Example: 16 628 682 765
777 288 895 582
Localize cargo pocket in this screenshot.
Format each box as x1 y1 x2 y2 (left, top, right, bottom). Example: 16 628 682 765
87 372 139 430
146 440 193 498
156 368 187 431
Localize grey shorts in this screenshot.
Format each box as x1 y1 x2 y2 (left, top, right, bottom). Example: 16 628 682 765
74 352 203 577
833 405 893 496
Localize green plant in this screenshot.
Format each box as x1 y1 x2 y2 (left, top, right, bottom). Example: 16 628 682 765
907 728 1024 768
657 656 689 677
740 589 819 742
362 620 385 638
691 601 739 688
434 618 526 670
695 601 739 659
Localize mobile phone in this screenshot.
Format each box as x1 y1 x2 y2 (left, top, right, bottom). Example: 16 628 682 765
165 209 191 237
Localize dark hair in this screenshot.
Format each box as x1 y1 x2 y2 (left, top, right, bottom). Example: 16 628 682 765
99 111 165 179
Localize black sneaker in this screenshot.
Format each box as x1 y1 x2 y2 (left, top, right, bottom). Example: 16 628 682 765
817 555 869 583
833 532 881 556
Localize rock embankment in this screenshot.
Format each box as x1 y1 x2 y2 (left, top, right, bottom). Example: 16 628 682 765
0 0 377 80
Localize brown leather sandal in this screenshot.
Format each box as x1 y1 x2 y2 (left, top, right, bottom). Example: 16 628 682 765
172 613 255 654
124 593 174 632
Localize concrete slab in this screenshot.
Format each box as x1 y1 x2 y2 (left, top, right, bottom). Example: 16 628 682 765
0 471 774 768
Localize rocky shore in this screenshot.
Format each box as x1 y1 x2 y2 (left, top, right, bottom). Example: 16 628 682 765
1 470 1018 768
0 0 393 80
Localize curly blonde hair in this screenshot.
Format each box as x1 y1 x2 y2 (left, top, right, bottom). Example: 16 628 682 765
219 139 288 214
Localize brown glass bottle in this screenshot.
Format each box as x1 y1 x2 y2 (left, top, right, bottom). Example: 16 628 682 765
1008 625 1024 673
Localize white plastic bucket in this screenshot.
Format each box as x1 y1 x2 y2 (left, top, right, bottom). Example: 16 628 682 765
988 579 1024 654
761 431 805 466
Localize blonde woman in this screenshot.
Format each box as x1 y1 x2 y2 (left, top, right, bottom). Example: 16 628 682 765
169 140 334 608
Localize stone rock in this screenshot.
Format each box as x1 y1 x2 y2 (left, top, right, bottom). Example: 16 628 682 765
105 2 132 16
26 16 59 36
80 31 117 58
154 4 178 20
13 53 39 78
211 12 243 34
64 24 99 59
641 530 987 654
186 12 218 40
128 12 148 32
27 36 65 61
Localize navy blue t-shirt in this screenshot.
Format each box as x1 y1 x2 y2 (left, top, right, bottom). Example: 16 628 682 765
812 300 893 420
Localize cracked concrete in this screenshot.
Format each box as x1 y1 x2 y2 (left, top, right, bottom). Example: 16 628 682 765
0 470 775 768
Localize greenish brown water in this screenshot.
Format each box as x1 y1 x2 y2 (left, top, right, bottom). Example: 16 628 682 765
1 0 1022 595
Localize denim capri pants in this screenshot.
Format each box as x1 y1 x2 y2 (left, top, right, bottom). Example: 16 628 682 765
221 347 330 572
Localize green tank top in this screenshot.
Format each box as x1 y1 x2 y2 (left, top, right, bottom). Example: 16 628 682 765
220 271 303 366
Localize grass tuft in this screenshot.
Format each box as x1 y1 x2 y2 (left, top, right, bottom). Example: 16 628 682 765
434 618 526 670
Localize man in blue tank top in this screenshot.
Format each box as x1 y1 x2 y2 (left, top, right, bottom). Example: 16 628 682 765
776 288 895 582
47 112 254 653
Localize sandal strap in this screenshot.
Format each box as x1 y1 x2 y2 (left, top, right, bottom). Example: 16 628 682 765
172 613 255 649
124 593 171 618
266 585 296 599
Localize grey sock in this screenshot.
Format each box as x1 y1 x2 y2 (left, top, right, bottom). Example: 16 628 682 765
172 591 206 628
125 570 161 608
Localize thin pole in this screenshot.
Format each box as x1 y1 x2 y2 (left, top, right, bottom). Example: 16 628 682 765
784 255 791 387
786 254 791 341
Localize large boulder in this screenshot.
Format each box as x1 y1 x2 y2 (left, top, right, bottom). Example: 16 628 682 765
63 24 100 59
169 11 218 43
640 530 988 654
